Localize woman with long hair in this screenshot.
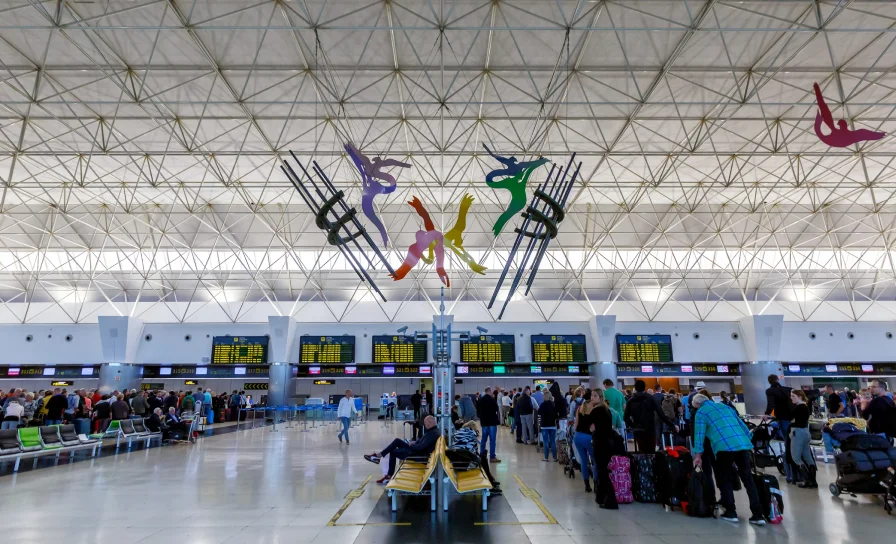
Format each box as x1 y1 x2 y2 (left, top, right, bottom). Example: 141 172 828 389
789 389 818 488
538 391 559 461
573 392 599 492
589 388 619 509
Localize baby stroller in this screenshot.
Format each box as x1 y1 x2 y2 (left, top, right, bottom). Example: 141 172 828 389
747 419 785 476
558 428 579 478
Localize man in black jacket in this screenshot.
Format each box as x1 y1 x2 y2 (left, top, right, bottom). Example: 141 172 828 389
765 374 797 482
411 390 423 420
45 388 68 425
865 380 896 437
623 380 677 452
478 387 501 462
365 415 441 483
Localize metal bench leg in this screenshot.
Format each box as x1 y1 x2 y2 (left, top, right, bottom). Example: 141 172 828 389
430 477 436 511
391 490 397 512
483 490 489 511
443 477 449 511
13 456 20 472
116 434 121 450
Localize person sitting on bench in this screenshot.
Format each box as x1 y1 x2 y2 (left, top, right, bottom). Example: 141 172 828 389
146 407 169 437
165 407 189 435
364 415 441 484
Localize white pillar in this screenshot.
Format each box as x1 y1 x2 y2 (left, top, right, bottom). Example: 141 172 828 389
588 315 618 388
738 315 785 414
97 316 144 394
267 316 298 407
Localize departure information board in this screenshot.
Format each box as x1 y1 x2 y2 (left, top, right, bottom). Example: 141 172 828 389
617 363 739 376
372 335 427 364
461 334 516 363
211 336 269 364
783 363 896 377
616 334 674 363
294 363 585 378
531 334 587 363
300 336 355 364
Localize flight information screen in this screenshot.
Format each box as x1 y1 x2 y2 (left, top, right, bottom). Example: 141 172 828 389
211 336 269 364
616 334 674 363
461 334 516 363
299 336 355 364
372 335 427 364
531 334 587 363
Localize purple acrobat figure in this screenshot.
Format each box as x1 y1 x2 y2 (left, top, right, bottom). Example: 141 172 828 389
813 82 885 148
345 142 411 247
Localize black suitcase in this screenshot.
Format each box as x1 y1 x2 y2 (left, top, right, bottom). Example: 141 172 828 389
753 472 784 520
629 453 657 503
654 449 692 510
686 467 715 517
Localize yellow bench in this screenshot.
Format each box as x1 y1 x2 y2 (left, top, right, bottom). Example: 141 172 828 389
385 436 443 512
439 440 493 511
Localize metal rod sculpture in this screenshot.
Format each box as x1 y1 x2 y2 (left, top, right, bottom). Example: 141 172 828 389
344 142 410 247
488 153 581 319
483 144 550 236
280 151 394 302
390 194 486 287
813 82 885 147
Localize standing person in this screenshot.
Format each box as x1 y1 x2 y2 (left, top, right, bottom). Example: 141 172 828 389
478 387 501 463
93 395 112 432
789 390 818 488
863 380 896 438
720 391 736 411
691 394 765 525
456 394 477 422
532 385 544 406
764 374 796 483
512 391 523 442
549 382 569 436
411 390 423 420
573 392 598 492
538 391 559 462
1 398 23 430
131 391 149 419
623 380 677 452
229 390 241 421
337 389 358 445
110 394 131 421
203 389 213 426
603 380 626 417
589 388 619 510
425 390 433 414
501 390 512 426
824 385 844 417
46 388 67 425
519 387 535 445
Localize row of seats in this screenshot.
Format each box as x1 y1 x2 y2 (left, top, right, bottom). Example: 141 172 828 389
0 425 99 472
92 419 164 450
384 437 493 512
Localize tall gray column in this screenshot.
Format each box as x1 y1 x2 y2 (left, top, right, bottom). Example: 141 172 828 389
588 315 618 388
97 316 144 395
738 315 785 414
267 316 297 407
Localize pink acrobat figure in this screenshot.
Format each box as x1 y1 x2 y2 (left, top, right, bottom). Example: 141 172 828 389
813 82 885 148
391 197 449 286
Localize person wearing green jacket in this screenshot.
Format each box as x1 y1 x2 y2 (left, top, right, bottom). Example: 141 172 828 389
603 379 626 416
181 392 195 413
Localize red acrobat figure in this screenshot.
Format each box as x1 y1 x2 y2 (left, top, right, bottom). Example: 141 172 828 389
813 82 885 148
390 197 449 287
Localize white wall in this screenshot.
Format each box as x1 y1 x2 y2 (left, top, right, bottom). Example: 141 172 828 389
0 319 893 367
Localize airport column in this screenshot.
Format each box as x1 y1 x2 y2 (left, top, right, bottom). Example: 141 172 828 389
588 315 618 388
267 316 298 409
738 315 786 415
432 312 455 439
97 316 144 394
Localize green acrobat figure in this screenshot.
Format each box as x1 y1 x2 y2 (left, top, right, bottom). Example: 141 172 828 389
483 144 549 236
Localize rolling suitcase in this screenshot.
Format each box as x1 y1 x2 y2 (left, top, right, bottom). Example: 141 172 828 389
609 455 633 504
629 453 657 503
654 446 691 510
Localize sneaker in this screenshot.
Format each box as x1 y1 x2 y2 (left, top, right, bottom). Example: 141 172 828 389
720 514 739 524
338 434 343 443
490 458 501 463
543 458 551 462
490 488 503 497
376 476 390 484
364 454 381 464
585 483 592 493
749 516 766 526
346 441 350 445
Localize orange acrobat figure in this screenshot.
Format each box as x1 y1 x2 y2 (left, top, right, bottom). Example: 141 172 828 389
390 195 485 287
813 82 885 147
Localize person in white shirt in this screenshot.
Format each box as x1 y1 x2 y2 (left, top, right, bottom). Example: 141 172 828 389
501 392 512 426
337 390 359 444
2 399 24 429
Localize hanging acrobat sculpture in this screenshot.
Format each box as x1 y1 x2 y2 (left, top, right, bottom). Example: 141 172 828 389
812 82 885 147
483 144 550 236
344 142 411 247
489 153 582 319
390 194 486 287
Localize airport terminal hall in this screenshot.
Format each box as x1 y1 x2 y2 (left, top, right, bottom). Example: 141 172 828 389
3 0 896 542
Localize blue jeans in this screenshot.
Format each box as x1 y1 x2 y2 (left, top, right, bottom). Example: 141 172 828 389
542 428 557 460
822 433 840 454
1 421 18 430
206 405 214 425
480 425 497 459
46 420 62 426
338 417 350 441
573 432 596 483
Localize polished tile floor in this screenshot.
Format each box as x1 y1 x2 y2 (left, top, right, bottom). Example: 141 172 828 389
2 418 892 543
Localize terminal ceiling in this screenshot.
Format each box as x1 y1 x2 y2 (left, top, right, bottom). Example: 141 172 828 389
0 0 894 323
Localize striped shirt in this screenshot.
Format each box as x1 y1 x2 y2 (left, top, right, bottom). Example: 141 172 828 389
692 400 753 454
453 428 478 454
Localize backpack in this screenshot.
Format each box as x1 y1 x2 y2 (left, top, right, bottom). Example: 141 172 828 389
662 395 677 422
686 468 715 517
